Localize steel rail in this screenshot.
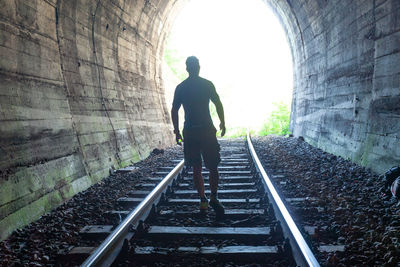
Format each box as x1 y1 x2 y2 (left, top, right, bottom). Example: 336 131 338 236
81 159 185 267
247 133 320 267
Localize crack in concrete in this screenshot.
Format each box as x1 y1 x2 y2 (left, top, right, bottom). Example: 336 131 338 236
91 0 122 164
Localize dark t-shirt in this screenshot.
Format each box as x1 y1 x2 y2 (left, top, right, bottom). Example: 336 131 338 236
172 76 220 129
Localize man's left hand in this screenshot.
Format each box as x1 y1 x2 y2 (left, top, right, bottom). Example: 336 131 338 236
220 123 226 137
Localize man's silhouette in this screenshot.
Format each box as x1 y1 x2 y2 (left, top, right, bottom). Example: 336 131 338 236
171 56 225 215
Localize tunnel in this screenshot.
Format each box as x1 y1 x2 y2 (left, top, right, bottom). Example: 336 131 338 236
0 0 399 241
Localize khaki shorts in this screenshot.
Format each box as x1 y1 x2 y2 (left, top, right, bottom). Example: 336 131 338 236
183 126 221 169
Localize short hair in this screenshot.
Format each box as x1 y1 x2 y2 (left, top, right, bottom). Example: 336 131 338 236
186 56 200 69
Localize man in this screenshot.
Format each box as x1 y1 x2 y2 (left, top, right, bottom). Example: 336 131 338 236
171 56 226 215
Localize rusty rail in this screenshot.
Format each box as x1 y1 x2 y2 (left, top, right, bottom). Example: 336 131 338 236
81 160 185 267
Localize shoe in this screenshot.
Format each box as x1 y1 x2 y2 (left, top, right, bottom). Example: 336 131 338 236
200 198 208 212
209 198 225 215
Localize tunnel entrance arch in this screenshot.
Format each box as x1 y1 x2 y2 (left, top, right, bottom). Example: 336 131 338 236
157 0 400 175
156 0 304 134
160 0 296 135
150 5 400 265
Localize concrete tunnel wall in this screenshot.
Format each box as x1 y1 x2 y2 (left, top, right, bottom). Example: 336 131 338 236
0 0 399 240
270 0 400 174
0 0 185 240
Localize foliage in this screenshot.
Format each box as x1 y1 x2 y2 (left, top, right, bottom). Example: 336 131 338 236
164 40 187 81
222 127 255 138
258 102 291 136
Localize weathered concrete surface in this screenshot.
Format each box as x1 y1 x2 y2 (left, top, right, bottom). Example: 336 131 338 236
0 0 183 240
0 0 399 240
267 0 400 174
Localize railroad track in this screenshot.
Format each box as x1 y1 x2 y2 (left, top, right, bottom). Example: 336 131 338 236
62 135 320 266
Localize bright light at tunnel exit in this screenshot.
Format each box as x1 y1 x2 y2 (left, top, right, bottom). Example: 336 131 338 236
163 0 293 134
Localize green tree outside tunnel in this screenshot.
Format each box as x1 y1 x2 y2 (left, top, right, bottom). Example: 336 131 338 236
258 102 291 136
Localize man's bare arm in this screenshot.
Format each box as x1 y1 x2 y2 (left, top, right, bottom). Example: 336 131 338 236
214 99 226 137
171 107 183 145
171 107 179 132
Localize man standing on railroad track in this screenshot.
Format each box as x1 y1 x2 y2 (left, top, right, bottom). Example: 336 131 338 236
171 56 226 216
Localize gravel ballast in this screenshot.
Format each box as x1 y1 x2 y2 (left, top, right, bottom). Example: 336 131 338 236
0 147 183 266
252 136 399 266
1 136 399 266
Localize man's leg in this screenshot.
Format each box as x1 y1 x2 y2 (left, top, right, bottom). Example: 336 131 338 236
209 168 219 197
182 129 206 211
202 128 224 215
193 165 206 199
193 164 208 212
208 167 224 215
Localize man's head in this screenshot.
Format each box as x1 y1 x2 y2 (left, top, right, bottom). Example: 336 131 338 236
186 56 200 77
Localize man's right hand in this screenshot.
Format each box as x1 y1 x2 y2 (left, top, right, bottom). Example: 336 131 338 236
175 132 183 146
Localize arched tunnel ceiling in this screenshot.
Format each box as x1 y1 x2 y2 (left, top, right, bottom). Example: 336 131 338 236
0 0 399 240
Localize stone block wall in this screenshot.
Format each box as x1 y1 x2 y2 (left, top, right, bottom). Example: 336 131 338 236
0 0 184 240
268 0 399 174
